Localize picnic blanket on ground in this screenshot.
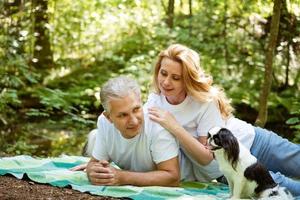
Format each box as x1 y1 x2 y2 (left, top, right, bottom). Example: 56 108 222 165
0 155 230 199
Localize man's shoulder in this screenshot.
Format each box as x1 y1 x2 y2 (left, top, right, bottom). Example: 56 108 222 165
97 113 112 124
143 112 170 136
97 114 115 133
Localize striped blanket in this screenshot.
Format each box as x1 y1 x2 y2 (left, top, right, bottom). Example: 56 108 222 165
0 155 229 199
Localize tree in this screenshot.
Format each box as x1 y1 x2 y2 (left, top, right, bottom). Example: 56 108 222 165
31 0 53 70
255 0 282 127
2 0 25 54
166 0 175 28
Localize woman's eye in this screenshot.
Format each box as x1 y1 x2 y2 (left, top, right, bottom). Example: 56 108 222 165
160 70 167 76
173 76 181 80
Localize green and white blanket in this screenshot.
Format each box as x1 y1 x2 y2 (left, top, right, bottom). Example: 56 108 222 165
0 155 230 199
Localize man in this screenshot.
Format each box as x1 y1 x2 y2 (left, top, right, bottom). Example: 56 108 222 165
86 76 179 186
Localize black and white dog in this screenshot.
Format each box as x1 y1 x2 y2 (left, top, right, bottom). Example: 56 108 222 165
208 127 293 199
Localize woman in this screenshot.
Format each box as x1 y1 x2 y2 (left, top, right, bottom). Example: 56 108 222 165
146 44 300 196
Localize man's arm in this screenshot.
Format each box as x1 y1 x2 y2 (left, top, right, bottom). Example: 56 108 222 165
87 156 180 187
114 156 179 186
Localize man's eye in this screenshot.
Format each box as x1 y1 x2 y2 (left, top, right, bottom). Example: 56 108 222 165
118 114 127 118
133 107 141 113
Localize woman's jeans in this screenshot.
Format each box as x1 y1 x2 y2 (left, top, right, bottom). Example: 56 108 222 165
250 127 300 196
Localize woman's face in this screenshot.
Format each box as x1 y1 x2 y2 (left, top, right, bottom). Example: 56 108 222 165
157 57 186 104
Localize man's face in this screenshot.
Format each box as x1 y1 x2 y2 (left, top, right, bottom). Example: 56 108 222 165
104 92 144 139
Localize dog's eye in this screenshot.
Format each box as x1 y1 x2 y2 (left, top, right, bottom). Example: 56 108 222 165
208 133 211 139
214 137 220 145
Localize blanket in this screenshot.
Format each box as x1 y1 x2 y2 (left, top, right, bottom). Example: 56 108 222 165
0 155 229 199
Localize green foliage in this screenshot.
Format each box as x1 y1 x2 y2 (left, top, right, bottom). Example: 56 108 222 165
286 101 300 143
1 0 300 156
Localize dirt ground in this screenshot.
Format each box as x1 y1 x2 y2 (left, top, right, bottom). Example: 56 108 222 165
0 175 124 200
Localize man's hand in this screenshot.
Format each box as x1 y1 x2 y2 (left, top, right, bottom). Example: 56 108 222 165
86 158 117 185
86 156 179 186
70 163 88 171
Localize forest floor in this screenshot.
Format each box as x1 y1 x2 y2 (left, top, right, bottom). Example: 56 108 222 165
0 175 122 200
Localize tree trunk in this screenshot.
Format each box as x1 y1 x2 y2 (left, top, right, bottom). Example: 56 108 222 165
285 43 290 87
283 0 291 88
3 0 25 54
188 0 193 35
31 0 53 70
166 0 175 28
255 0 282 127
223 0 230 74
189 0 192 17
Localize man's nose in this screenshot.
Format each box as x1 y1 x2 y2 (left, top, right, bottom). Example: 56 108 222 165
129 114 139 125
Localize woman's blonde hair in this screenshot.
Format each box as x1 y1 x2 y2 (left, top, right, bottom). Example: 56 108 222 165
153 44 233 119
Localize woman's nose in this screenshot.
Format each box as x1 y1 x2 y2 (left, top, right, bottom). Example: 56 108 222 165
163 76 171 86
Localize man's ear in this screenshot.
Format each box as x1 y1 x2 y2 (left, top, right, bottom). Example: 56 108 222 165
103 111 112 123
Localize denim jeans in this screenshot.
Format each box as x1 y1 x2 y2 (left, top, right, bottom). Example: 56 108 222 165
250 127 300 196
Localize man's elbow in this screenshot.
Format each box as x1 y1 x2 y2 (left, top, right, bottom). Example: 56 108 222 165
169 178 180 187
167 171 180 187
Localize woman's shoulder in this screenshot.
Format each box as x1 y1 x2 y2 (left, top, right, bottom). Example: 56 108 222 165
189 95 216 107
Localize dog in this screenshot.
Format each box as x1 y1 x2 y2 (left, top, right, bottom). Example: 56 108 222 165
208 127 293 199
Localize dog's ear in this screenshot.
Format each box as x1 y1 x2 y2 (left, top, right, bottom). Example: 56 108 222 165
213 134 222 146
218 128 240 170
218 129 232 148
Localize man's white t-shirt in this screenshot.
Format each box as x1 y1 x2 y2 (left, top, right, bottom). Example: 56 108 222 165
92 113 179 172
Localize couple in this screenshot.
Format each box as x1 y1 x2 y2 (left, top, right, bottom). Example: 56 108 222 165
76 44 300 195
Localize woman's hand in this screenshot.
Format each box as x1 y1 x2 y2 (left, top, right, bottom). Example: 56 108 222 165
149 107 214 165
148 107 181 134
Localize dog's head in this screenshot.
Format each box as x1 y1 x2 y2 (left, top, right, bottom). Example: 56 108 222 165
208 127 240 170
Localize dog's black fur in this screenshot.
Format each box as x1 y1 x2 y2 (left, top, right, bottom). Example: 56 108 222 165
244 162 278 194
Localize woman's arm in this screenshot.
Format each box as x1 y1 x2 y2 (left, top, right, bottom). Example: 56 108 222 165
148 107 213 165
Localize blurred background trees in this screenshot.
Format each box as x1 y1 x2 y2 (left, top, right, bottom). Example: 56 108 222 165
0 0 299 156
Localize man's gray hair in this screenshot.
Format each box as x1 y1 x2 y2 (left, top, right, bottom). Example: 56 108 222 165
100 76 141 112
